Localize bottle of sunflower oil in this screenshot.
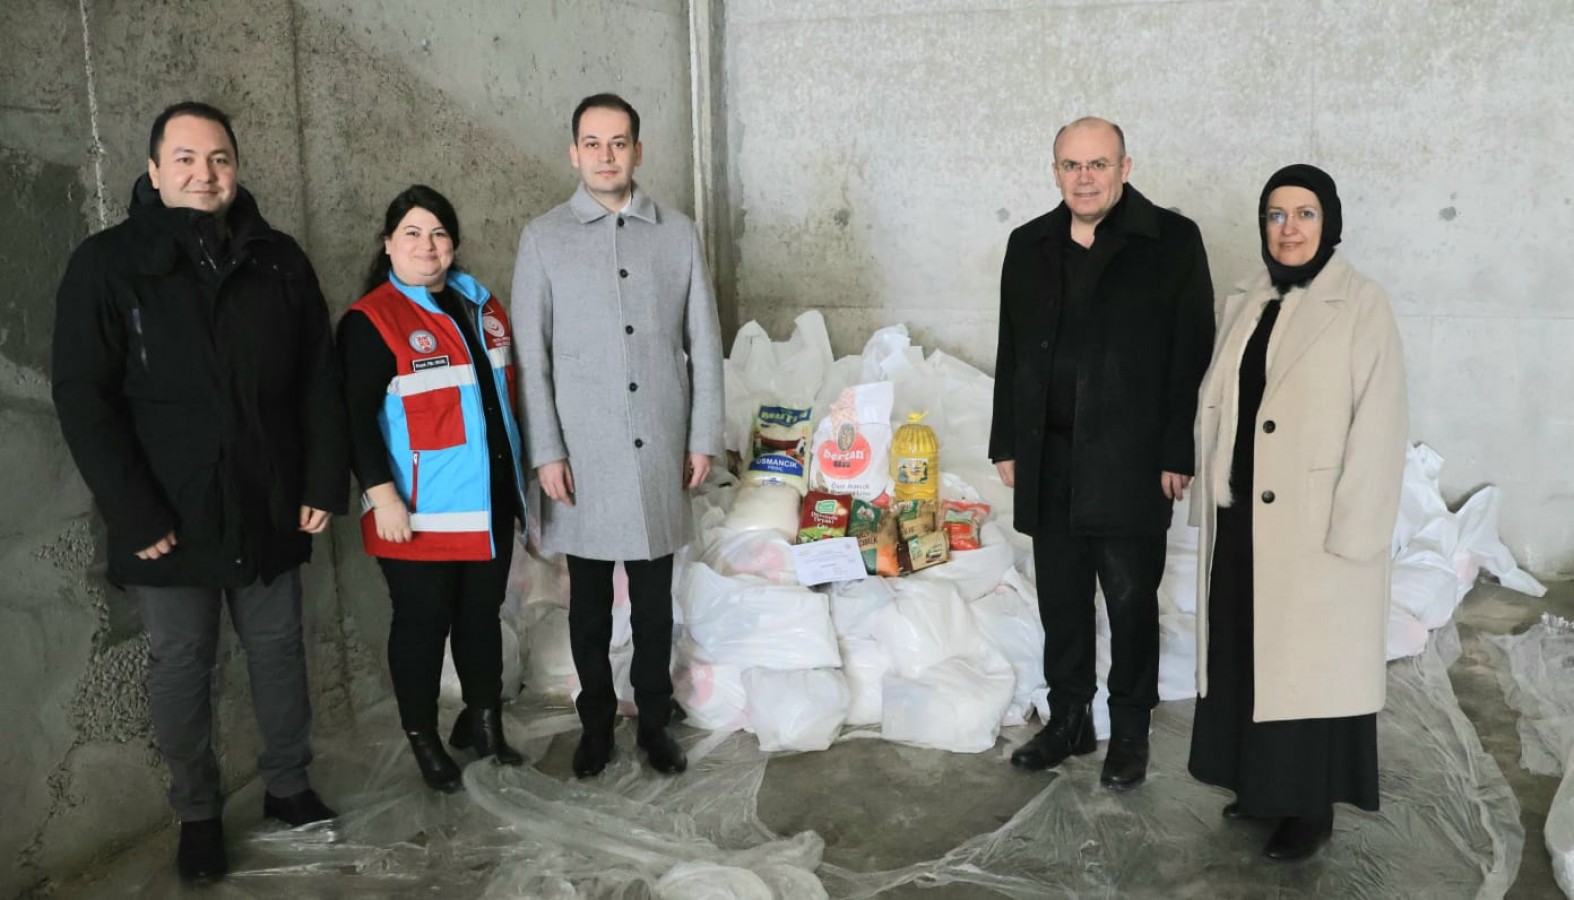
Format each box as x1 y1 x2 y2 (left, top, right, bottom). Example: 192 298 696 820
891 412 940 502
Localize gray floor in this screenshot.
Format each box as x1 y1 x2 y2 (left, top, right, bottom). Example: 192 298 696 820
49 579 1573 898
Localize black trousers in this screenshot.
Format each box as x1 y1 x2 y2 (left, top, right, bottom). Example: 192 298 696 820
566 554 675 733
1032 434 1166 738
377 535 514 733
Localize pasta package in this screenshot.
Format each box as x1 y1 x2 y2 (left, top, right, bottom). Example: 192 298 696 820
847 499 882 574
905 531 950 572
942 501 992 551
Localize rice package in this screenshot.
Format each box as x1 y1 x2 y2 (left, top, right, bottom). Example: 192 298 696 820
744 404 813 493
808 383 894 503
847 500 882 573
942 501 991 551
797 491 853 543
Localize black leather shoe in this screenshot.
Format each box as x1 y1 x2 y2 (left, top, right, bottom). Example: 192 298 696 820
1099 736 1149 791
1010 703 1096 771
637 727 687 775
263 788 337 826
176 818 227 882
450 705 525 766
573 728 615 778
407 729 463 793
1223 802 1247 819
1264 810 1334 861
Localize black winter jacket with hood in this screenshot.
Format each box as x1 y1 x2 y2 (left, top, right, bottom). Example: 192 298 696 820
51 175 348 587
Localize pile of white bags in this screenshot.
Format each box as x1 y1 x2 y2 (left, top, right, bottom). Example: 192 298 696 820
506 311 1544 758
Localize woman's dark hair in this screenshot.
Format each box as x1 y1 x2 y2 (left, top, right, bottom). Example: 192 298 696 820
362 184 463 297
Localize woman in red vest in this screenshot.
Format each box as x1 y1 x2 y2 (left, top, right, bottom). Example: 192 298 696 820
338 185 529 792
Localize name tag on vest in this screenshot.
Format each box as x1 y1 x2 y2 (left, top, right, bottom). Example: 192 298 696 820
411 355 451 371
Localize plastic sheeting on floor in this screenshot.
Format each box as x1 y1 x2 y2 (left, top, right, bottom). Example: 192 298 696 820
64 627 1521 898
1486 615 1574 897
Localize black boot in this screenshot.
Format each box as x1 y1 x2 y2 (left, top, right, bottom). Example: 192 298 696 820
176 818 228 882
1264 808 1334 861
263 788 337 826
573 727 615 778
450 705 524 765
1099 736 1150 791
637 726 687 775
1010 702 1096 771
407 729 463 793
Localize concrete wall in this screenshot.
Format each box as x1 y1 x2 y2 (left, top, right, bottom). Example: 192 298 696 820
721 0 1574 575
0 0 693 893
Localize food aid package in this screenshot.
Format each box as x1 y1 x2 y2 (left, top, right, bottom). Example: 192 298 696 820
700 528 797 583
846 499 882 573
870 580 989 677
829 577 895 639
522 603 577 699
722 483 801 538
672 649 750 732
840 636 890 726
744 404 813 493
808 382 894 502
969 583 1045 718
797 491 853 543
742 668 850 752
881 652 1015 752
679 563 841 671
942 500 991 551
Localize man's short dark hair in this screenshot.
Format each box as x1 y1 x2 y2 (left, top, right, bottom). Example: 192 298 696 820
149 101 239 163
572 93 641 143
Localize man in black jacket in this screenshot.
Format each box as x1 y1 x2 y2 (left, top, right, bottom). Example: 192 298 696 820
51 102 348 881
990 117 1214 790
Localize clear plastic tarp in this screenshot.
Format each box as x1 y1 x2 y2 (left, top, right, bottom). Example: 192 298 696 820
71 627 1521 898
1487 615 1574 897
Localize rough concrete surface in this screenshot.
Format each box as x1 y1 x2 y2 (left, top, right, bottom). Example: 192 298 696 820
722 0 1574 574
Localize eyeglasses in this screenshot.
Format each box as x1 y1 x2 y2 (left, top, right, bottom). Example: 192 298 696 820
1055 158 1116 175
1263 208 1321 227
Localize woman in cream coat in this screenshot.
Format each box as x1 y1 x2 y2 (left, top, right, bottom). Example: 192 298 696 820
1188 164 1407 861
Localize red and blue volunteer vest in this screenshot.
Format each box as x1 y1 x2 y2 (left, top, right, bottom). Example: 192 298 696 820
349 272 526 561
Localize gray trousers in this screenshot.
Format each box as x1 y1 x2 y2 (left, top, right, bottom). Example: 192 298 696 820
131 568 314 821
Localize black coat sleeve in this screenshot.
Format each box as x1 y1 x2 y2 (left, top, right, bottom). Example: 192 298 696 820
988 234 1019 464
1160 222 1216 476
292 250 351 515
336 309 397 492
50 242 178 550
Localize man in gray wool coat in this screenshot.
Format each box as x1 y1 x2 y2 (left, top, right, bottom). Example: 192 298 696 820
511 93 725 778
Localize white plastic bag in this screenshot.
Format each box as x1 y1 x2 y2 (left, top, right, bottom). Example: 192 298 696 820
672 649 749 732
742 668 849 752
870 580 987 677
829 577 895 639
882 653 1015 752
654 862 774 900
680 563 841 671
970 584 1044 719
839 637 890 726
700 528 797 583
523 604 577 699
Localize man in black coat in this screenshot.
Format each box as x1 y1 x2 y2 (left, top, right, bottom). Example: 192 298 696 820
989 117 1214 790
51 102 348 881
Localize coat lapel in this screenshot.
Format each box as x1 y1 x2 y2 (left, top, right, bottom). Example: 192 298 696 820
1262 253 1353 404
